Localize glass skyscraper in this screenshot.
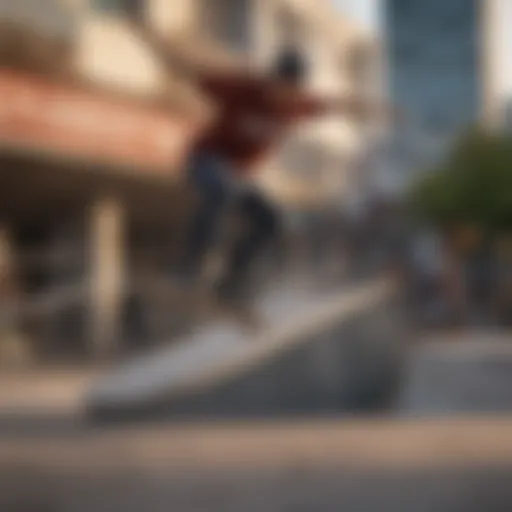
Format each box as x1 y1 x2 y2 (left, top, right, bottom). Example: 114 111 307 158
384 0 482 179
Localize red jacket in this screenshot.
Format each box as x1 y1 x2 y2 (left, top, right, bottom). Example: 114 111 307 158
194 72 326 174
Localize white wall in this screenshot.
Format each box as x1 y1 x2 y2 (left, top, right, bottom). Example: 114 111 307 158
72 0 169 96
275 19 369 207
75 14 166 95
0 0 167 95
148 0 197 37
484 0 512 128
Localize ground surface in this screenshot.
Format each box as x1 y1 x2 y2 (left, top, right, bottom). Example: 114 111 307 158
88 279 391 414
3 285 512 511
1 419 512 511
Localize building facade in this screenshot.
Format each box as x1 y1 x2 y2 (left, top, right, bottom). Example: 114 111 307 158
82 0 378 209
0 0 204 359
0 0 379 361
383 0 484 192
255 0 379 211
81 0 377 210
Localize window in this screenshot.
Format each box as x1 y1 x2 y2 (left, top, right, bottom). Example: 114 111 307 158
277 7 303 47
90 0 144 19
199 0 251 52
394 41 419 65
347 42 376 90
423 112 450 134
280 141 327 181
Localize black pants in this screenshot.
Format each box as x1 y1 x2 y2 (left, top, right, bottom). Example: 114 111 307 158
184 152 279 286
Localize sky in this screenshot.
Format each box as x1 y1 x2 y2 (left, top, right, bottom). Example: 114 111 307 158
333 0 512 97
333 0 380 31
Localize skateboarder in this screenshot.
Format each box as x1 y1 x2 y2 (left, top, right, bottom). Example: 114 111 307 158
181 48 390 306
123 18 393 311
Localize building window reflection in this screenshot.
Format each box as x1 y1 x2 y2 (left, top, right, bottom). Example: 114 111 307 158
90 0 145 20
198 0 251 53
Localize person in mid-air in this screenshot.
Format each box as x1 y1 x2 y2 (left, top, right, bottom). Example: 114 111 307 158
180 48 389 306
124 15 392 309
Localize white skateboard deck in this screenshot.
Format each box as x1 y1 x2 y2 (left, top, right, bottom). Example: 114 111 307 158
87 279 392 415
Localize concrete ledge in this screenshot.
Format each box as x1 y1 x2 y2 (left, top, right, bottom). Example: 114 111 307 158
400 332 512 415
87 279 405 420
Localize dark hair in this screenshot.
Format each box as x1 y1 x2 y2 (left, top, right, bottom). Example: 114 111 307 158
273 47 307 85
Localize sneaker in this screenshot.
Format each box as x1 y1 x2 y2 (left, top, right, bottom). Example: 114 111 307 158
215 268 253 303
216 294 262 332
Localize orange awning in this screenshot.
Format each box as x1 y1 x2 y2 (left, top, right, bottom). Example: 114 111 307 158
0 69 202 176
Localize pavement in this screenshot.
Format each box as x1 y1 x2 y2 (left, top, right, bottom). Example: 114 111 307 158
1 418 512 511
6 281 512 510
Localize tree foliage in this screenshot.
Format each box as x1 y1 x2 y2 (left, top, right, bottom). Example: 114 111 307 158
410 129 512 233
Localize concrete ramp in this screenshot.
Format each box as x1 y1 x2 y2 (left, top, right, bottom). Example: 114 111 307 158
87 279 405 420
400 333 512 415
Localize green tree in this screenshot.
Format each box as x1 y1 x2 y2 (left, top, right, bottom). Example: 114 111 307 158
411 129 512 235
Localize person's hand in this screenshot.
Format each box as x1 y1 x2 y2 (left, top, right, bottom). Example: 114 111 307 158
266 82 303 108
340 98 400 121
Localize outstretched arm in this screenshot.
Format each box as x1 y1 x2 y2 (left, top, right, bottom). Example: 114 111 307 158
200 71 396 122
198 71 396 123
125 17 396 123
267 84 397 122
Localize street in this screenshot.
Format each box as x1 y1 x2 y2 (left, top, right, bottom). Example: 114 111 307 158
2 419 512 511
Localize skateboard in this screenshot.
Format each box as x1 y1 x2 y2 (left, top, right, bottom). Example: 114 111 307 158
175 280 262 332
